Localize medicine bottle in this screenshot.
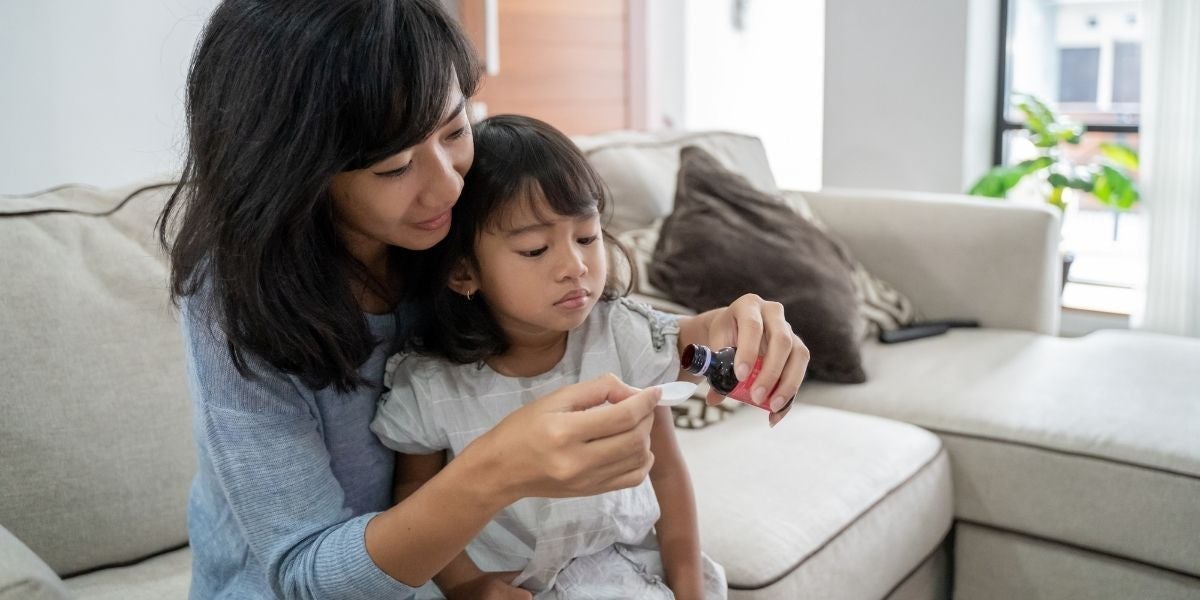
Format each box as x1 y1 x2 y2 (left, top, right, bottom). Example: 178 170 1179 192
680 344 774 409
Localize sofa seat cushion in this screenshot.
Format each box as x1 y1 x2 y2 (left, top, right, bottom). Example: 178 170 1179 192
676 405 952 599
799 328 1200 577
953 522 1200 600
64 547 190 600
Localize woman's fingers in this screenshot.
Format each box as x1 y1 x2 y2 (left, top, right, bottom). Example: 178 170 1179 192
768 397 795 428
722 295 765 383
769 335 810 413
544 372 641 413
565 383 659 441
746 300 792 408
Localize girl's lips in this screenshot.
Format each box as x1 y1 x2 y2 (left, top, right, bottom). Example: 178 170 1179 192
413 210 451 231
555 290 590 309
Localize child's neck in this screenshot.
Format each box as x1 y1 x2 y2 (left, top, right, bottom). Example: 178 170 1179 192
486 327 569 378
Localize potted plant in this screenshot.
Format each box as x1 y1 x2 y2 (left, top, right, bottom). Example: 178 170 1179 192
968 93 1141 287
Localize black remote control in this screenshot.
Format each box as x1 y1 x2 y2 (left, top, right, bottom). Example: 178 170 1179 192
912 318 980 329
879 323 951 344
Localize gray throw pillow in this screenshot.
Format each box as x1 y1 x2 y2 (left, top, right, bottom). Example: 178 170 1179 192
650 146 867 383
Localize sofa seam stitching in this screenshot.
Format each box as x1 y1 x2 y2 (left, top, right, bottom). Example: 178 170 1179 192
930 428 1199 481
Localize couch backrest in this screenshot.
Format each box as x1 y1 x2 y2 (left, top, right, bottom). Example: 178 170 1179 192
573 130 778 234
0 182 194 576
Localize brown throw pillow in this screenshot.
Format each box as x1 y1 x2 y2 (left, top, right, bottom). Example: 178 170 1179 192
650 146 867 383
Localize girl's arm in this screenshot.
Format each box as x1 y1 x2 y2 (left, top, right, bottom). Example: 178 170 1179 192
648 406 706 600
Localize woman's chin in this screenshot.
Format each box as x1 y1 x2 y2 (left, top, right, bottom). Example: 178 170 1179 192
392 225 450 251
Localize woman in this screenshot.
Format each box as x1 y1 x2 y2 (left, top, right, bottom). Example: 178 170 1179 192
159 1 809 598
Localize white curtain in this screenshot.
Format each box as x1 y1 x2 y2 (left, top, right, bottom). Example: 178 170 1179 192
1137 0 1200 337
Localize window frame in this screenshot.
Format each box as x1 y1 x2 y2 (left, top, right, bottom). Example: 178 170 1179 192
990 0 1140 167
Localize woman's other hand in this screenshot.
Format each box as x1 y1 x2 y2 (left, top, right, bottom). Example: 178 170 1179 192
706 294 809 426
444 570 532 600
463 373 661 505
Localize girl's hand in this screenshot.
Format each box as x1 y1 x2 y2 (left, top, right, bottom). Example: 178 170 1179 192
464 373 661 505
444 570 532 600
706 294 809 426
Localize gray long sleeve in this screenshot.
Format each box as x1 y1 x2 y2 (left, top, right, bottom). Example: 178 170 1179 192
181 295 416 599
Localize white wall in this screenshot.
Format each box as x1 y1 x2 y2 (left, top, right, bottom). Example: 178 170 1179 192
677 0 825 192
822 0 1000 193
0 1 218 194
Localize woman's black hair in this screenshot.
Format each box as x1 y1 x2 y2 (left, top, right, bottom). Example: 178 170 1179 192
418 114 635 364
157 0 480 391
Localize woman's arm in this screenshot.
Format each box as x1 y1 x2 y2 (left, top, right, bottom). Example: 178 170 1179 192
648 407 705 600
366 374 662 584
390 452 487 592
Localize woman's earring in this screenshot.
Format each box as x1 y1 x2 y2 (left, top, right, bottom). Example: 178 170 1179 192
466 289 473 301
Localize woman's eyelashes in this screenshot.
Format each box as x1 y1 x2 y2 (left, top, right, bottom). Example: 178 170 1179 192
373 127 469 178
376 163 412 178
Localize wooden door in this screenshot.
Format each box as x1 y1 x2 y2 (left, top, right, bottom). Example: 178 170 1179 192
458 0 644 135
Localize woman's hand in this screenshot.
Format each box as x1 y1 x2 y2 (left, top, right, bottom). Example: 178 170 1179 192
463 373 661 505
704 294 809 426
444 570 532 600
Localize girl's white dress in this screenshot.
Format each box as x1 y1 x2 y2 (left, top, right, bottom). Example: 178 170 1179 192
371 298 727 599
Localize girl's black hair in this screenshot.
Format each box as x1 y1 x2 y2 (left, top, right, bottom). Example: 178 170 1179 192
157 0 480 391
418 114 634 364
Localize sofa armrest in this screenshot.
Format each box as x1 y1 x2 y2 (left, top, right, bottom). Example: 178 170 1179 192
0 525 70 600
795 188 1061 335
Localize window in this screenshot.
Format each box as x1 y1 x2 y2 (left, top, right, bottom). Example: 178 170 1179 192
994 0 1143 307
1059 47 1100 103
1112 42 1141 103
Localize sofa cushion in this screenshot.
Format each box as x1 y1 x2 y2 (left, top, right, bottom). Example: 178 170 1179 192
652 146 867 383
676 405 953 599
0 525 70 600
64 547 191 600
573 130 779 234
799 328 1200 577
0 182 194 576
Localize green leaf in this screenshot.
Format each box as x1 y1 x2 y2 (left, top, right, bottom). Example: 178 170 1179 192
1091 165 1140 211
1014 93 1084 146
969 166 1017 198
1099 142 1140 171
968 157 1052 198
1017 156 1054 175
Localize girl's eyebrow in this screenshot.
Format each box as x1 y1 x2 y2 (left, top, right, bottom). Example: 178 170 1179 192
502 212 597 238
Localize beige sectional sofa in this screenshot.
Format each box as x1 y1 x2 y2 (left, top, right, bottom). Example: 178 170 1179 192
1 131 1196 599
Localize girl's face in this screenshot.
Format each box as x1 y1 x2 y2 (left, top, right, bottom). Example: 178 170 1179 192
329 85 473 261
463 192 607 338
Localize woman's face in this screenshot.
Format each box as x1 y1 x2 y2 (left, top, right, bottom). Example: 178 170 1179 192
330 85 473 261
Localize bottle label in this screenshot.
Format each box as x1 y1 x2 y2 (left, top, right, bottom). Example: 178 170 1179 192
728 357 771 409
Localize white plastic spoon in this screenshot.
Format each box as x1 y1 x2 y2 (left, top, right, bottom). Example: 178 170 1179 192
653 381 699 407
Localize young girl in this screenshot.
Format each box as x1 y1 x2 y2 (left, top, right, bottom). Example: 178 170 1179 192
371 115 728 599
